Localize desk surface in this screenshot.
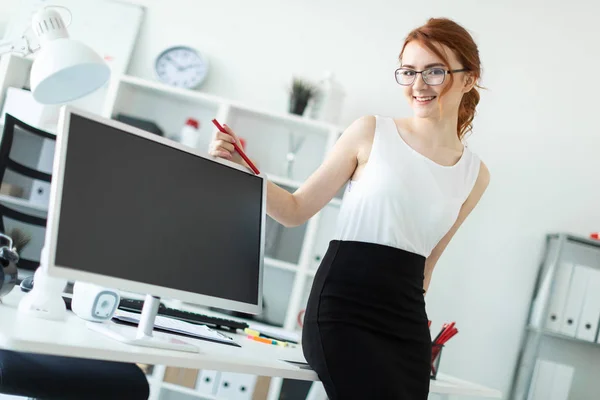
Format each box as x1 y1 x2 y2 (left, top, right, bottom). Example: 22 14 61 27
0 290 501 397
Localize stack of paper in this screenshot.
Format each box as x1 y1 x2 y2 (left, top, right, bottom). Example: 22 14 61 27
113 309 239 347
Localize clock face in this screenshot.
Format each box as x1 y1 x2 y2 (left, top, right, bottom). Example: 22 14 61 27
155 46 209 89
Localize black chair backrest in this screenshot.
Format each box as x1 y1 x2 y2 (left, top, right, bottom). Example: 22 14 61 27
0 114 55 270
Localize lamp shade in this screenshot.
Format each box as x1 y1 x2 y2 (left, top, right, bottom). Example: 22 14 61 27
30 38 110 104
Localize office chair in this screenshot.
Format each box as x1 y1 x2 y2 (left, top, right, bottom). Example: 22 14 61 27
0 350 150 400
0 113 150 399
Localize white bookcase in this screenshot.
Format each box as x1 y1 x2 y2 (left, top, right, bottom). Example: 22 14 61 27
0 54 344 400
509 233 600 400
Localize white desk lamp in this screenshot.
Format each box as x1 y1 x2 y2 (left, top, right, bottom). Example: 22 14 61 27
2 7 109 320
0 6 110 104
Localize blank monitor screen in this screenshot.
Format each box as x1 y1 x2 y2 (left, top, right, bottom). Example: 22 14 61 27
53 113 263 306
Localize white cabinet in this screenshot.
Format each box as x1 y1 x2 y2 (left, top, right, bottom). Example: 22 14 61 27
196 370 219 396
215 372 257 400
511 234 600 400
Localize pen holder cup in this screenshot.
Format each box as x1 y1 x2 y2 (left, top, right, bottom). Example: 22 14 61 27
430 344 444 380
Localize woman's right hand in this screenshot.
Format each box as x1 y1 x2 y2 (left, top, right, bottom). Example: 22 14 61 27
208 124 244 166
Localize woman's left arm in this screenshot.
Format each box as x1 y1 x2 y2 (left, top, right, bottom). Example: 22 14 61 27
423 162 491 294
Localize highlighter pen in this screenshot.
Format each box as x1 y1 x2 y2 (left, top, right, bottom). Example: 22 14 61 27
247 335 275 344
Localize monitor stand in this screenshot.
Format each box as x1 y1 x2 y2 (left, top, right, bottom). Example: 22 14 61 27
87 294 199 353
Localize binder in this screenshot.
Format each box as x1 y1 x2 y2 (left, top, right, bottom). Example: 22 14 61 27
215 372 257 400
196 370 219 395
560 265 591 337
527 359 555 400
549 362 574 400
545 263 573 332
527 360 574 400
575 268 600 342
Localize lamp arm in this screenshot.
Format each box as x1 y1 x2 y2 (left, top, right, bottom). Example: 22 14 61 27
0 36 33 57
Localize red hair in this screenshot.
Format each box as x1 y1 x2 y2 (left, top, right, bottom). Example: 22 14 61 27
400 18 482 140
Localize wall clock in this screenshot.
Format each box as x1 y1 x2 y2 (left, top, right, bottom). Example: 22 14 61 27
155 46 209 89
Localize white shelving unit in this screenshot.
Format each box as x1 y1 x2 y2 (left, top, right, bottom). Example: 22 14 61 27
0 54 344 400
0 193 47 215
509 233 600 400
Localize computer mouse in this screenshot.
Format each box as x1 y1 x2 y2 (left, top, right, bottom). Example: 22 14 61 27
20 275 34 292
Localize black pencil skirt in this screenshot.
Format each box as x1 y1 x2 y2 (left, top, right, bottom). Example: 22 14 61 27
302 240 431 399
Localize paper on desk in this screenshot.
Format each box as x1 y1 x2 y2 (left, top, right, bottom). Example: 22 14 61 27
248 321 300 343
113 309 238 346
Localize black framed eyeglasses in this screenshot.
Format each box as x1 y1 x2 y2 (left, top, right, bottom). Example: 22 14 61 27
394 67 468 86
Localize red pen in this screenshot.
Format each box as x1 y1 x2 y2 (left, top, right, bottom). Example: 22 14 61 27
444 322 456 335
432 323 448 344
438 327 457 345
211 119 260 175
437 322 457 345
445 329 458 343
439 329 458 346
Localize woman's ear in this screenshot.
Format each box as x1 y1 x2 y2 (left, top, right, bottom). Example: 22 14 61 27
463 73 476 93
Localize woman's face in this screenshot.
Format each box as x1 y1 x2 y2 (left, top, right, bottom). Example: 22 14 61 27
399 41 470 120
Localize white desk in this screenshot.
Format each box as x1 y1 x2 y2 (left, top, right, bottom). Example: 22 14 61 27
428 374 502 399
0 290 501 399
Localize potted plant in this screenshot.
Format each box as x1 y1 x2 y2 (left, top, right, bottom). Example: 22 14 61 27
288 77 318 116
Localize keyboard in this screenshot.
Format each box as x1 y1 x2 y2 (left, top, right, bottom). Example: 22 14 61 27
117 298 249 332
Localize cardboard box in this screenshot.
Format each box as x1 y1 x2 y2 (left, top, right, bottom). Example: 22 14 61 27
163 366 199 389
253 376 271 400
0 183 24 198
136 363 153 376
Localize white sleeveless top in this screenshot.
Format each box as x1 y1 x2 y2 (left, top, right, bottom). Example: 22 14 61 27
334 115 481 257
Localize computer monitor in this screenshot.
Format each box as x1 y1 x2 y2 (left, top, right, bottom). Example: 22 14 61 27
43 106 266 352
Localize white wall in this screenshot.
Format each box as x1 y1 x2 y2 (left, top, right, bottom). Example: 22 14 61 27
3 0 600 398
0 0 16 35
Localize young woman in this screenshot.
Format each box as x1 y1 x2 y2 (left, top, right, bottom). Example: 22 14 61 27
209 17 490 400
